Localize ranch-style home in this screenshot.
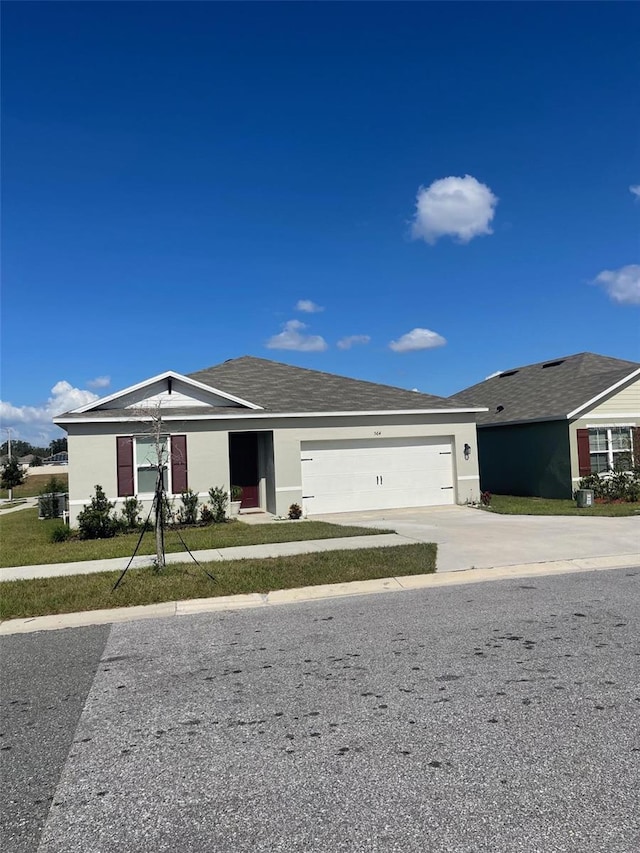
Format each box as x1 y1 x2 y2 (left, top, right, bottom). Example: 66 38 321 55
454 352 640 499
54 356 485 525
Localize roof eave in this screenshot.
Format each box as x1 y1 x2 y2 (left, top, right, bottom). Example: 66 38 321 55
54 406 488 426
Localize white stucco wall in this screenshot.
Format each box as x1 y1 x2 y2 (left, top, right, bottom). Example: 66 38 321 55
64 412 481 524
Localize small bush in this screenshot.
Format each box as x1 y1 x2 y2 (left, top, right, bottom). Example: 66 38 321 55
49 524 71 543
480 490 492 506
121 496 143 530
39 476 67 496
159 495 175 527
200 504 214 524
578 470 640 503
77 485 120 540
208 486 229 523
177 489 199 525
288 503 303 520
230 485 243 502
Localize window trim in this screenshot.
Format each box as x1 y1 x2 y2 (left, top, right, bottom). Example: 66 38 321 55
134 434 172 496
587 425 634 473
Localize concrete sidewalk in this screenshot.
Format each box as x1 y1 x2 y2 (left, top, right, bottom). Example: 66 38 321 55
0 497 38 515
1 553 636 635
0 533 411 582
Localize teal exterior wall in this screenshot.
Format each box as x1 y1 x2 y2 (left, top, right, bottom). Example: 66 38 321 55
477 420 572 498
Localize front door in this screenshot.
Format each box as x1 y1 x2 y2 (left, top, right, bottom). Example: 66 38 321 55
229 432 260 508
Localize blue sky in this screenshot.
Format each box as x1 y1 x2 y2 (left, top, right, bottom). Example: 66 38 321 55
2 1 639 443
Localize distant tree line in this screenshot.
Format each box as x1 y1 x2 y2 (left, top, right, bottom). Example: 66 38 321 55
0 437 67 458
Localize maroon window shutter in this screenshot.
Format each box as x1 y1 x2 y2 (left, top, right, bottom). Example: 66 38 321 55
171 435 188 493
116 437 134 497
577 429 591 477
632 427 640 467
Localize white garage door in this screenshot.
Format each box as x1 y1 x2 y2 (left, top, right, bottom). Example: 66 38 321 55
301 437 455 515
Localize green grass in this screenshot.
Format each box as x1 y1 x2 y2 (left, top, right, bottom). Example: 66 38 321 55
0 472 68 500
0 509 390 568
0 544 436 620
482 494 640 517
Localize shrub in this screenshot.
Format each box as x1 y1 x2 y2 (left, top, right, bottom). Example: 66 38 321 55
39 476 67 496
77 485 120 539
480 490 492 506
177 488 199 525
160 495 175 527
288 503 303 519
49 524 71 543
231 485 243 502
578 470 640 503
200 504 214 524
208 486 229 523
121 496 143 530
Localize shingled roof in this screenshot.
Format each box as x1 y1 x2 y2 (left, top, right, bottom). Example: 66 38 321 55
55 356 485 422
453 352 639 426
188 356 476 413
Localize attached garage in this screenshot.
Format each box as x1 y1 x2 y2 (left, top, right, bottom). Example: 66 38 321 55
300 436 455 515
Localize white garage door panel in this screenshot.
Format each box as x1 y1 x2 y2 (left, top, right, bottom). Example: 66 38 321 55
301 437 454 514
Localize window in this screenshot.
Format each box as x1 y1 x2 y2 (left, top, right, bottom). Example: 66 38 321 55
116 435 188 498
135 436 169 494
588 427 633 473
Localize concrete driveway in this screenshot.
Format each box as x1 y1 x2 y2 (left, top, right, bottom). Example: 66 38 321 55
314 505 639 572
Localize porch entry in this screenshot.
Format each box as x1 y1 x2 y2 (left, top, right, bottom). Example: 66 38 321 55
229 432 261 509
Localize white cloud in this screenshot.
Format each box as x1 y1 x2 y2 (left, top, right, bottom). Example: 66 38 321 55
389 328 447 352
296 299 324 313
0 381 99 443
592 264 640 305
266 319 328 352
629 185 640 199
410 174 498 245
337 334 371 350
87 375 111 389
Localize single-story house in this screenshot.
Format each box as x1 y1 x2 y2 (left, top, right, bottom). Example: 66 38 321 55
54 356 486 525
453 352 640 499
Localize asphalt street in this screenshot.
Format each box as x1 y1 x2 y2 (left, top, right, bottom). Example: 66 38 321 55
1 568 639 853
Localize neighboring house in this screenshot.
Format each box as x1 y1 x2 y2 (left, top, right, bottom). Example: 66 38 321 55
0 454 36 470
44 452 69 465
53 356 485 525
454 352 640 499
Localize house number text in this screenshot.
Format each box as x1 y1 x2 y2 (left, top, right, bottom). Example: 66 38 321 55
374 431 382 436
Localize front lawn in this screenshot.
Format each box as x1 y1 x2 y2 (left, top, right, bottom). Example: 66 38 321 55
0 509 390 568
0 472 68 500
0 544 437 620
481 495 640 517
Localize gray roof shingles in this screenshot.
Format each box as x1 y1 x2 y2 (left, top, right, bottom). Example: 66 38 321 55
188 356 474 413
453 352 639 426
59 356 483 420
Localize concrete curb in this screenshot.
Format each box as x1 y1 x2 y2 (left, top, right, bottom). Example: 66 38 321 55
0 554 637 635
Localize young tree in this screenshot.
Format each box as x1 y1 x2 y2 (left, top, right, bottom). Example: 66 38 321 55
1 458 26 501
131 403 172 569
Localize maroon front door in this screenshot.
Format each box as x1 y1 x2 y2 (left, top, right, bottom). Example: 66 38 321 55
229 433 260 509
